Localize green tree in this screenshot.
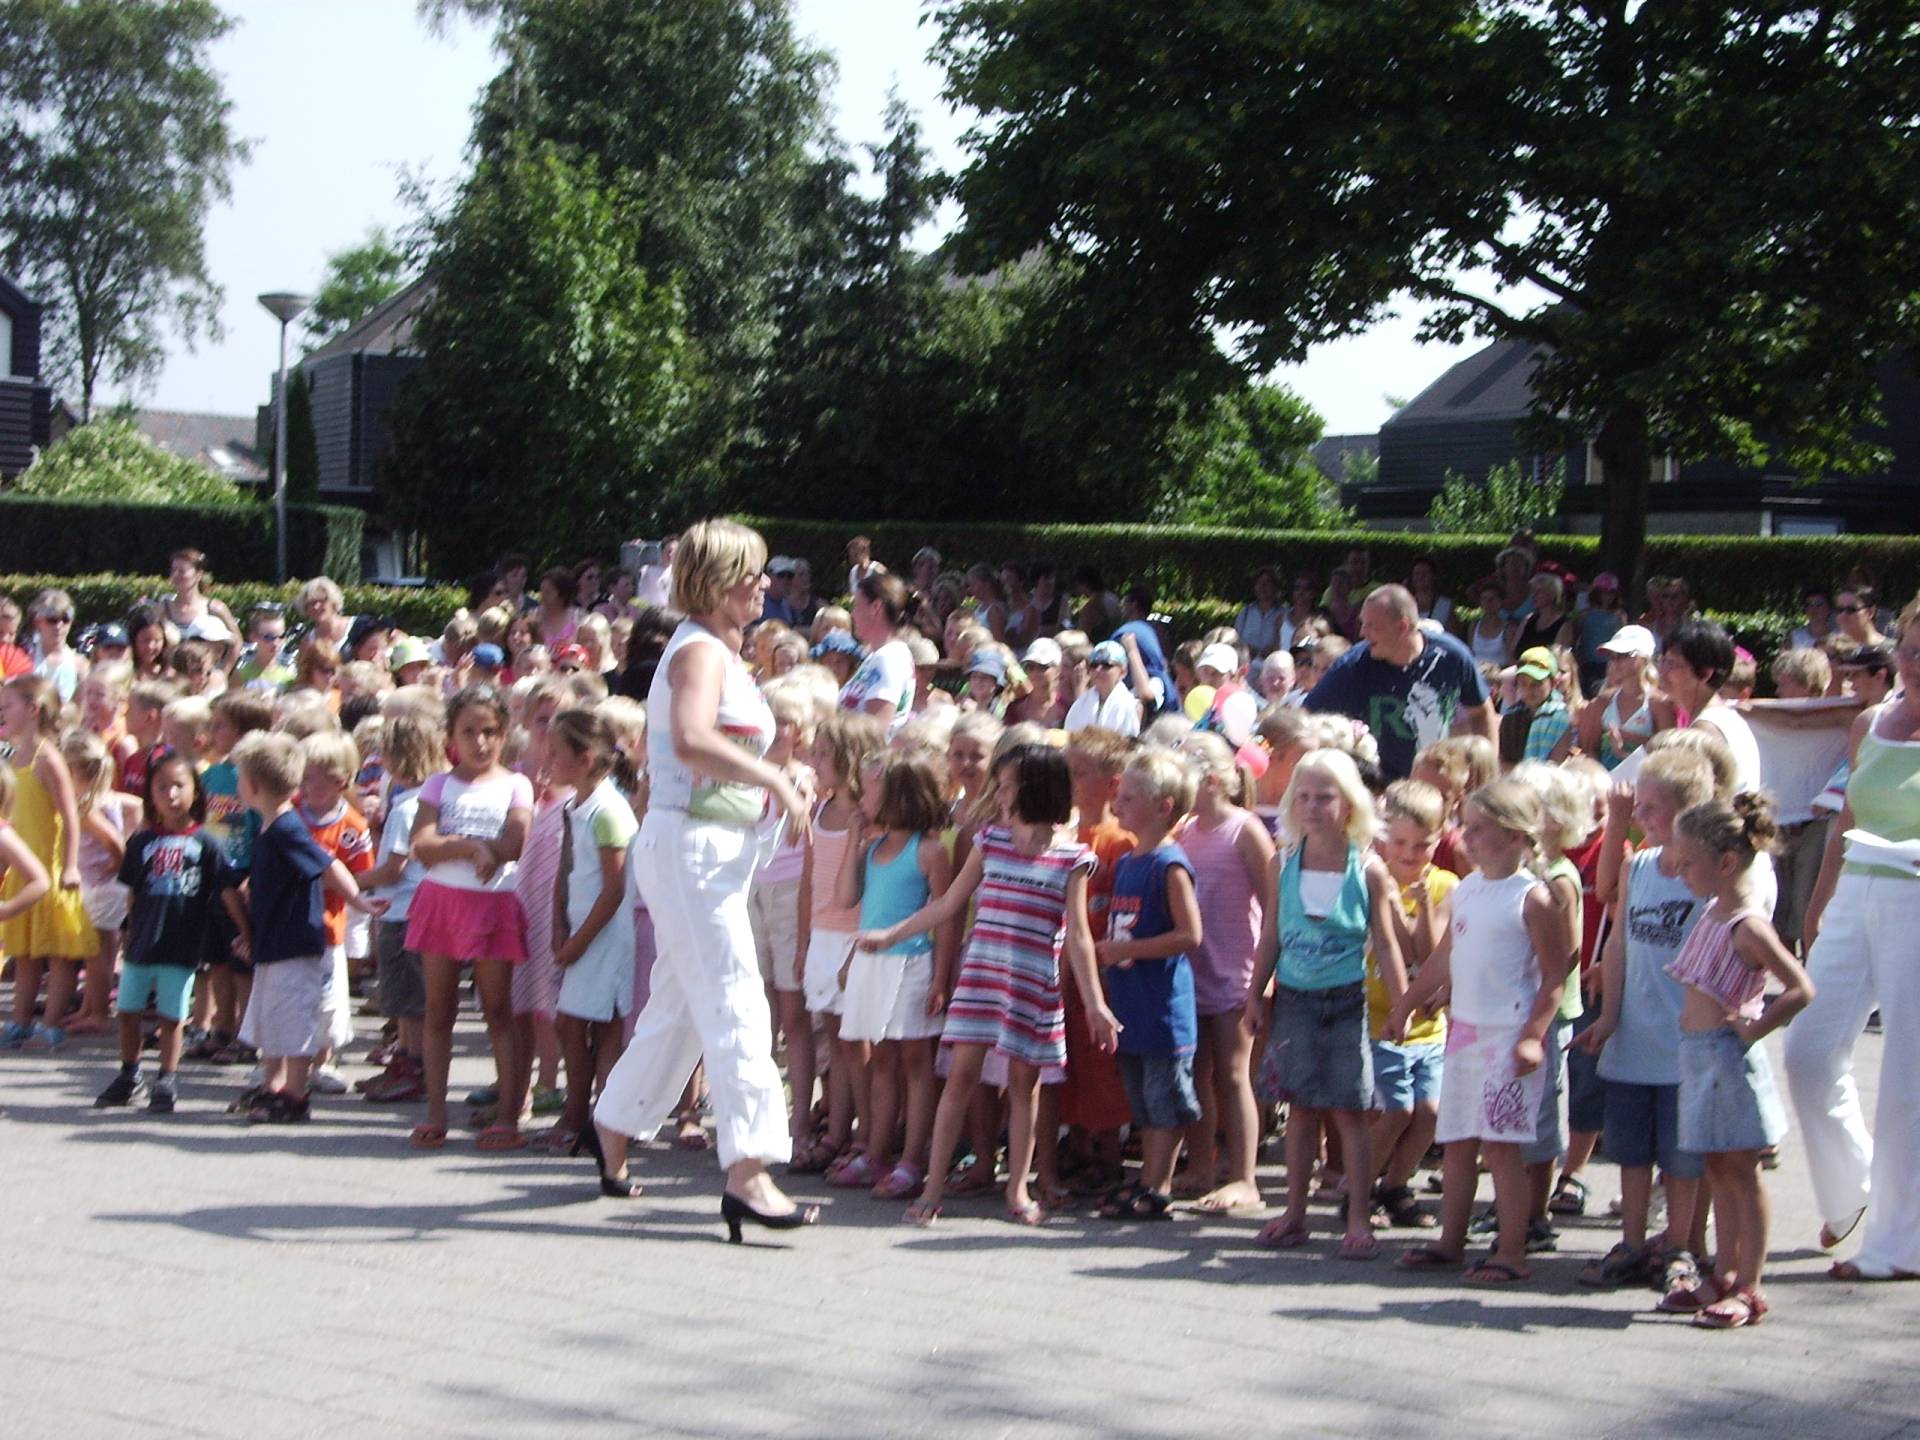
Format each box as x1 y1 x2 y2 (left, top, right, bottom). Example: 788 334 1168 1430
1166 383 1351 530
381 143 691 575
284 367 319 503
933 2 1920 584
0 0 247 417
303 227 411 351
16 415 247 504
1427 458 1566 535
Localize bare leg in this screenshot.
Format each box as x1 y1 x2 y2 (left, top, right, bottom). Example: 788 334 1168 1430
775 990 815 1146
420 956 461 1134
532 1011 561 1092
1485 1142 1532 1275
1003 1060 1043 1212
1428 1140 1480 1259
1179 1026 1219 1194
866 1041 903 1176
1383 1104 1439 1190
1332 1109 1375 1243
913 1044 986 1216
1617 1164 1654 1251
1278 1105 1319 1231
838 1034 872 1150
900 1039 937 1171
1195 1010 1262 1208
11 955 44 1026
1033 1082 1065 1202
72 931 119 1030
1137 1126 1181 1196
116 1011 143 1067
1662 1174 1704 1255
154 1017 185 1076
474 960 522 1132
283 1054 312 1098
556 1013 594 1136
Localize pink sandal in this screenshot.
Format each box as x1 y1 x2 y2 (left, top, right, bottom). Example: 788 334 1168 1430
873 1162 925 1200
825 1149 875 1188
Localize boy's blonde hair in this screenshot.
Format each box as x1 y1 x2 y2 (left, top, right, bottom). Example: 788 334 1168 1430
810 605 853 642
89 659 134 700
298 729 361 783
475 605 514 646
1255 702 1316 753
672 518 768 616
1640 748 1717 813
130 678 182 715
1646 726 1737 802
770 630 811 670
1427 733 1497 796
1771 646 1832 696
162 695 213 734
1509 760 1593 852
762 678 817 742
1065 724 1133 777
1123 747 1197 819
211 688 274 738
232 730 302 800
783 663 841 725
1279 748 1376 848
1141 712 1194 748
339 660 389 699
1380 777 1446 835
273 688 338 740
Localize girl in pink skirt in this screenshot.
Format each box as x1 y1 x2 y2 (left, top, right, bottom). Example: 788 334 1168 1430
405 685 534 1151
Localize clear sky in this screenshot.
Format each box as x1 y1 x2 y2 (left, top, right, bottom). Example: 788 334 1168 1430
138 0 1476 437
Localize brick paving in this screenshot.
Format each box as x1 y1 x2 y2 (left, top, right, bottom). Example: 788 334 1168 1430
2 1008 1915 1440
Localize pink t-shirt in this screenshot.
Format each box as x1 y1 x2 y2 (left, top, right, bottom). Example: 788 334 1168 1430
420 769 535 893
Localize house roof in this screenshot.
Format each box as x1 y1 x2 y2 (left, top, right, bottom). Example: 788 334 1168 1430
0 272 40 321
135 409 267 483
1311 432 1380 480
301 275 433 364
1383 338 1547 427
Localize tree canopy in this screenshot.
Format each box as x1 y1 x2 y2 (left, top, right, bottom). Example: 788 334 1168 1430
304 227 412 351
0 0 246 417
934 1 1920 579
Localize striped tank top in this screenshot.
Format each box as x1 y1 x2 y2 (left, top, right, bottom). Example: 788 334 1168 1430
1665 900 1766 1019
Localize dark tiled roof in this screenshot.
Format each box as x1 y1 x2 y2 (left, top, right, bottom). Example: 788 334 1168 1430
135 409 267 483
1384 339 1546 426
1311 432 1380 479
301 276 433 363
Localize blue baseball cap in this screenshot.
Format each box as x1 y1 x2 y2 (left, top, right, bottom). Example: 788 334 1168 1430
811 630 865 660
967 650 1007 685
470 642 506 670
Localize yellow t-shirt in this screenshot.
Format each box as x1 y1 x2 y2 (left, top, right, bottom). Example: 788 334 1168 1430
1366 863 1459 1045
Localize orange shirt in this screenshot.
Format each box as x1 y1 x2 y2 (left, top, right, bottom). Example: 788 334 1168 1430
1076 816 1137 943
301 801 373 947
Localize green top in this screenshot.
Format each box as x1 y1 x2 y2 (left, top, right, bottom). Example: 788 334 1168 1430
1545 855 1584 1021
1843 722 1920 882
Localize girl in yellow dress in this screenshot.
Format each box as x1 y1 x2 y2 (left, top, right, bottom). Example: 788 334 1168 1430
2 675 93 1048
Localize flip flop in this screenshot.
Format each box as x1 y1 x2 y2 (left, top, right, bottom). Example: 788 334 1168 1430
1396 1244 1464 1271
1006 1199 1049 1227
409 1124 448 1150
476 1125 529 1152
1257 1218 1311 1250
946 1167 998 1197
1463 1259 1532 1285
1819 1206 1867 1251
1337 1231 1382 1261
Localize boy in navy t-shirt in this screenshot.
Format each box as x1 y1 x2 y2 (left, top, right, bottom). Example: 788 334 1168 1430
1095 748 1205 1219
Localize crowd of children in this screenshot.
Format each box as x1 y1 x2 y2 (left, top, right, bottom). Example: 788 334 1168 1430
2 532 1909 1331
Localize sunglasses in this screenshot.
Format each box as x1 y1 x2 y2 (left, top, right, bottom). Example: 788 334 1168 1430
1836 604 1865 614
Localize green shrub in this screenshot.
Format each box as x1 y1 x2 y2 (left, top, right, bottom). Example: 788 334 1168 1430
743 517 1920 615
0 574 463 638
0 496 363 582
14 417 248 506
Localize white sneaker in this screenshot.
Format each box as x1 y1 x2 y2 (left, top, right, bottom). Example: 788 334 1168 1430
307 1065 348 1095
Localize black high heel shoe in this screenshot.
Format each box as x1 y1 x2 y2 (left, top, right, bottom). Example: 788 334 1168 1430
722 1190 820 1243
573 1125 643 1199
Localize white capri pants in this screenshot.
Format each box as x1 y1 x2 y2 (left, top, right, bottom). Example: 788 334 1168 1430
594 810 792 1170
1782 870 1920 1276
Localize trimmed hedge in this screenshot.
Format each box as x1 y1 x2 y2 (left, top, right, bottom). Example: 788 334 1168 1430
0 495 364 583
0 574 464 639
742 517 1920 614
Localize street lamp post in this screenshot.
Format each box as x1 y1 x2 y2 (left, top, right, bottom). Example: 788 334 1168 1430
258 292 312 583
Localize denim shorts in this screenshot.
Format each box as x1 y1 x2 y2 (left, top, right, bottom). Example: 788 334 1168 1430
1117 1051 1203 1131
1677 1026 1788 1155
1371 1039 1444 1112
1603 1080 1704 1180
1566 1007 1607 1134
1266 981 1372 1111
117 961 196 1023
1521 1016 1571 1166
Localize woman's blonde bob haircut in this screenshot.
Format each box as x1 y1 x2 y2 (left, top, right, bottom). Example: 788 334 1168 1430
1278 748 1376 849
672 519 769 617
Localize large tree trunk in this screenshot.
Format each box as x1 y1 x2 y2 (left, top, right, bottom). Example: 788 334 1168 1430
1593 404 1651 600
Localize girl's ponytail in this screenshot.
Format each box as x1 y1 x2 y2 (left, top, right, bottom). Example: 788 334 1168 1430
1676 790 1780 864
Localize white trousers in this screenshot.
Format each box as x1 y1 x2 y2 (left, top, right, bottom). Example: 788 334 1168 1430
1782 871 1920 1273
594 812 792 1170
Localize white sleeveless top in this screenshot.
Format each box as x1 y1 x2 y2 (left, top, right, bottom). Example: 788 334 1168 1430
1447 869 1541 1028
647 621 774 826
1468 622 1509 667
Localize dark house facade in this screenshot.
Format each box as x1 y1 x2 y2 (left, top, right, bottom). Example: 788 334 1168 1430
1343 338 1920 536
0 274 55 479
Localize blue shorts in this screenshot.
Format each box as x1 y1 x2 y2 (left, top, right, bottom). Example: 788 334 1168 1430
1265 980 1373 1111
1566 1006 1607 1133
1521 1016 1571 1166
1117 1051 1203 1132
117 962 196 1024
1677 1026 1788 1155
1371 1039 1444 1112
1602 1080 1704 1180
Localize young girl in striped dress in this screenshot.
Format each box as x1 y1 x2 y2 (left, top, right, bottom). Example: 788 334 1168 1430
512 680 572 1142
1175 731 1273 1213
1663 794 1814 1328
855 742 1117 1227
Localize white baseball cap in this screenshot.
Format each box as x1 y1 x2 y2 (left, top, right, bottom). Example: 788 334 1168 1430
1021 637 1064 669
1598 624 1656 659
1198 642 1241 676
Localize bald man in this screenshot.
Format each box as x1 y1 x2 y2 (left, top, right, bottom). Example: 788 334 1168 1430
1302 585 1496 778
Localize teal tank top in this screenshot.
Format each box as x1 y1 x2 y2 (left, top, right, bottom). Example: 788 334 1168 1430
1843 724 1920 882
858 834 934 953
1276 842 1370 991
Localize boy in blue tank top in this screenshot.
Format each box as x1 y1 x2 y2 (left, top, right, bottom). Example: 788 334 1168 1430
1095 749 1205 1221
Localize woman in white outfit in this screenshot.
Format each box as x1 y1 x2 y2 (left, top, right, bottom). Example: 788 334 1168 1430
590 520 818 1241
1785 598 1920 1281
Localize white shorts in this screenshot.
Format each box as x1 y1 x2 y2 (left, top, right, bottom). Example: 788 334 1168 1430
245 956 332 1059
323 943 354 1050
802 928 855 1017
839 946 943 1043
82 881 131 932
1435 1019 1548 1147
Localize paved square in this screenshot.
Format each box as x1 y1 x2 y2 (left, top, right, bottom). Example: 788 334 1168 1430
3 1012 1915 1439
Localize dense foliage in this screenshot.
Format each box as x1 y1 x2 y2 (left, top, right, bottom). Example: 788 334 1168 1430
0 493 362 581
